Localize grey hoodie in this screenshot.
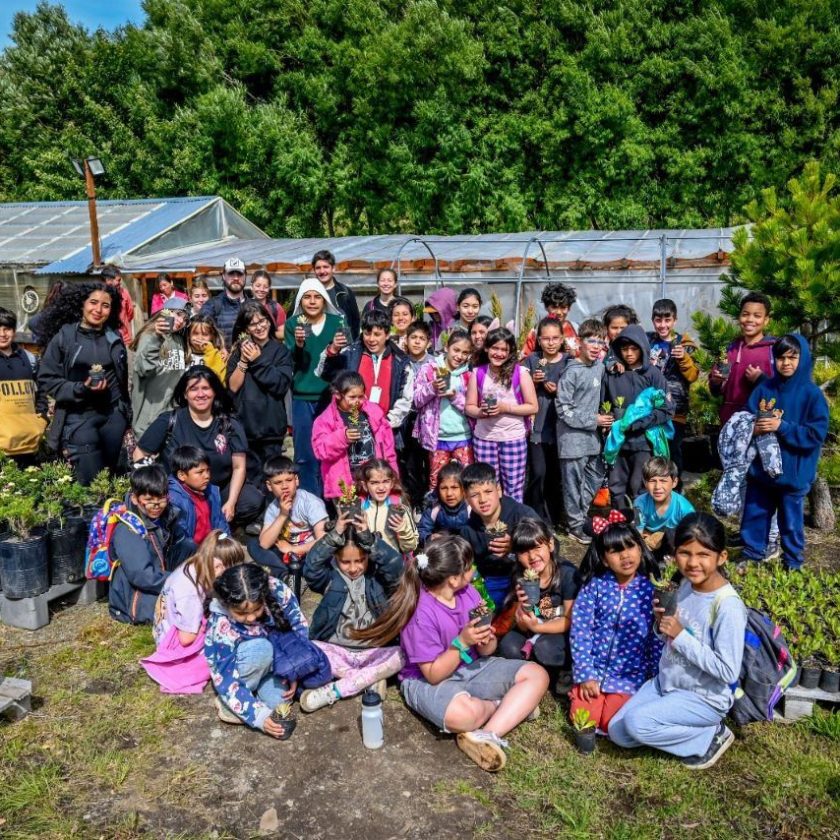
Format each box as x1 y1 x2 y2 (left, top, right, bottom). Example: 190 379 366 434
555 356 605 459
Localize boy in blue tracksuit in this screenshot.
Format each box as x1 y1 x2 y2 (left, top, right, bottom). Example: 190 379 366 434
417 461 470 544
167 445 227 545
739 334 829 570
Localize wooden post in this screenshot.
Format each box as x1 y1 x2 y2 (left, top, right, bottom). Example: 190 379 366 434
84 159 102 269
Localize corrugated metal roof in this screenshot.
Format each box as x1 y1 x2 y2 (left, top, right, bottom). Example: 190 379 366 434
0 196 269 273
114 227 741 276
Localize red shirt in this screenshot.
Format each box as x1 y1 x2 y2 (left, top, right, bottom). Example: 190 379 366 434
358 352 393 413
185 485 211 544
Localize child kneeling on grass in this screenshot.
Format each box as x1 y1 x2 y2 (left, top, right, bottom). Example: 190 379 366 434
300 511 406 712
608 513 746 770
354 535 548 772
141 530 244 694
570 512 661 732
205 563 311 738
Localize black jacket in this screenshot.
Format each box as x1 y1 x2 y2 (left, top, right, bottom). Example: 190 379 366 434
327 281 361 340
601 325 673 452
0 345 47 416
226 338 293 441
460 497 541 578
303 528 404 642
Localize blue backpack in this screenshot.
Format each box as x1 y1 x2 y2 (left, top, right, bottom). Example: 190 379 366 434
710 590 798 725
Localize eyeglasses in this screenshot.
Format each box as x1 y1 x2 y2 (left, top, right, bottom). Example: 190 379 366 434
140 498 167 509
584 338 608 347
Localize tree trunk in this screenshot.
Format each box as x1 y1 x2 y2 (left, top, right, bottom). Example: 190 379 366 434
809 476 835 531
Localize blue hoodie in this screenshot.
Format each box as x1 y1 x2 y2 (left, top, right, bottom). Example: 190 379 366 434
746 334 828 492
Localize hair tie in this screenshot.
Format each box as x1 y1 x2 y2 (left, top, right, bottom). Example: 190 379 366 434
218 533 229 541
415 553 429 570
591 510 627 535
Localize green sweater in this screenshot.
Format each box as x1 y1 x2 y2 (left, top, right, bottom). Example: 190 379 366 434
285 313 342 401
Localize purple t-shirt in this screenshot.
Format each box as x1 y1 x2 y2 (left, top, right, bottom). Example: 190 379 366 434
153 563 205 645
399 585 481 681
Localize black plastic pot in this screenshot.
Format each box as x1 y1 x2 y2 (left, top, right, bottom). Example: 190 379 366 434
799 666 821 690
519 579 541 611
819 669 840 694
470 611 492 628
48 517 88 585
612 407 625 422
574 729 596 755
654 587 679 617
270 710 297 740
0 530 49 598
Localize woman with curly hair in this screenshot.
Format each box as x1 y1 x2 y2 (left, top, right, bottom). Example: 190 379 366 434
36 282 130 484
133 366 263 525
464 327 537 502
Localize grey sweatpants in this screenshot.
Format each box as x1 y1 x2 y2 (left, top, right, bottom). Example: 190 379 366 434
560 455 604 530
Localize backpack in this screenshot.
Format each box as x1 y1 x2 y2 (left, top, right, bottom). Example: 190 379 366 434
710 589 798 725
474 364 532 433
84 499 147 581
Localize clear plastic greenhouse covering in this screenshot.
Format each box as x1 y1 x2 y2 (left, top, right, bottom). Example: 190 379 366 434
115 227 741 322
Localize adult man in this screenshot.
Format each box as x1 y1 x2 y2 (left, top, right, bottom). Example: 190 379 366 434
312 250 360 340
201 257 248 346
102 265 135 345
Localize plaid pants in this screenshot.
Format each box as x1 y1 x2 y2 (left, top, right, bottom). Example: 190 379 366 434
473 436 528 501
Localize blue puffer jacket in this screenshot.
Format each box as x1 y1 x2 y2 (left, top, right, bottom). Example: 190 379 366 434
418 500 470 543
167 476 227 541
570 572 662 694
303 527 404 642
746 334 829 492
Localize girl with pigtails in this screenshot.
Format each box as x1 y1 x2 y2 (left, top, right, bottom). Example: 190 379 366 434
353 535 547 772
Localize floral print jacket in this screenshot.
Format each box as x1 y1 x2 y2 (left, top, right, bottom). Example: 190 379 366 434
570 572 662 694
204 576 308 730
412 360 472 452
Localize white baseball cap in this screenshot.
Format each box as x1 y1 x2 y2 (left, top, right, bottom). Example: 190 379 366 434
223 257 246 274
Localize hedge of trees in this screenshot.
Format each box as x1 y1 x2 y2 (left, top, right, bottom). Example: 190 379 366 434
1 0 838 237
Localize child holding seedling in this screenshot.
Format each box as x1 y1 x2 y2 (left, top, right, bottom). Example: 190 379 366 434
608 513 746 770
634 457 695 560
465 327 538 502
354 535 548 772
739 334 829 571
249 456 329 579
205 563 311 737
312 371 398 508
458 462 540 609
141 530 244 694
300 511 406 711
495 519 580 682
357 458 419 553
418 461 470 544
413 329 475 489
570 511 661 733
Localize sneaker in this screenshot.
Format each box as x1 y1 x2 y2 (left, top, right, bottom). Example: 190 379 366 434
554 671 574 695
735 560 751 576
764 544 782 562
300 682 339 713
567 528 592 545
214 697 243 725
244 521 262 537
681 723 734 770
526 705 540 722
456 730 508 772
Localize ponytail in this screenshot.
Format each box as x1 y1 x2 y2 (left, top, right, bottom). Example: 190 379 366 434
352 535 474 647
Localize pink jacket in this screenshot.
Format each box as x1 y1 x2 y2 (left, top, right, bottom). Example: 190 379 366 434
412 361 472 451
151 289 189 315
312 397 398 499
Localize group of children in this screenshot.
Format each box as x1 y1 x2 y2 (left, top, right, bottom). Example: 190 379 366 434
92 277 829 774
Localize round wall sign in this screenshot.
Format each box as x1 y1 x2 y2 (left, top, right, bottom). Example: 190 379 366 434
21 286 40 314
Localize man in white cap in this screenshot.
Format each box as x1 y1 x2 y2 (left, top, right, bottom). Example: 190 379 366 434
201 257 248 345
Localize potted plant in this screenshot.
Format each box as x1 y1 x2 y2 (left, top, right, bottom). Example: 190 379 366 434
0 493 50 599
435 363 451 392
612 396 626 421
486 520 508 544
469 603 492 628
534 357 548 384
797 637 822 690
571 708 597 754
88 363 106 386
650 558 680 617
337 479 362 520
716 351 731 378
296 314 312 339
757 398 781 420
334 316 347 344
518 567 541 612
269 701 297 740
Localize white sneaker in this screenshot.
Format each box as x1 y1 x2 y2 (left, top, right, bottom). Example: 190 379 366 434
371 678 388 700
214 696 243 725
300 682 339 712
456 729 509 772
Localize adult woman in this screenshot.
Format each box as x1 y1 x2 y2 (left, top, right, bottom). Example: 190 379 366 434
250 269 286 340
37 282 130 484
227 301 293 481
130 298 189 438
134 367 262 524
151 274 188 315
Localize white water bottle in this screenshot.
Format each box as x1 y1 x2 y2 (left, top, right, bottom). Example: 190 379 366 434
361 689 384 749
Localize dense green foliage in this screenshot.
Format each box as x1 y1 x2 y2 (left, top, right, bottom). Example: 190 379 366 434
1 0 839 237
